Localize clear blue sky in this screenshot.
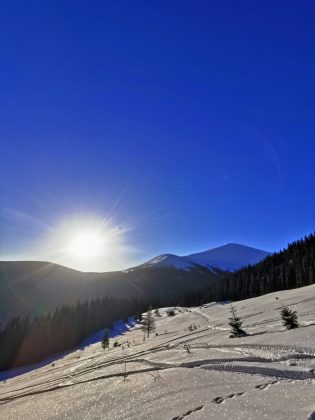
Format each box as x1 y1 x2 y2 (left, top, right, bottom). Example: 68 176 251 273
1 1 314 270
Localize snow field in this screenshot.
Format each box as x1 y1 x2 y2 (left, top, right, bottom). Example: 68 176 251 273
0 284 314 419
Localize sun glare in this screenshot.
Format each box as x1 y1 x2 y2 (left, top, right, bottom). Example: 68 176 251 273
42 214 130 271
69 232 104 259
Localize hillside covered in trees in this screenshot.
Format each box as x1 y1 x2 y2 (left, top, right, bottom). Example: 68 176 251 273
0 297 153 371
0 261 221 322
0 233 314 372
182 232 315 306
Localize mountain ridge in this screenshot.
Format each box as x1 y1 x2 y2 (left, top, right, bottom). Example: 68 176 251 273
141 243 271 272
0 242 271 321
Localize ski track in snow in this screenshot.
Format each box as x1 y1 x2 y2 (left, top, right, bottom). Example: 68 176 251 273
1 339 314 406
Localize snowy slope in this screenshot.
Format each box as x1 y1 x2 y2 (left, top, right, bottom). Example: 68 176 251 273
142 243 271 271
1 284 314 419
141 253 201 270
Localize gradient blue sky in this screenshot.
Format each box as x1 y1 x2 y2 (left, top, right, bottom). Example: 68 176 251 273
1 1 314 271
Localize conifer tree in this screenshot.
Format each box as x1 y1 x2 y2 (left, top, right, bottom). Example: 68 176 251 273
101 329 110 350
280 306 299 329
141 306 156 338
228 304 246 337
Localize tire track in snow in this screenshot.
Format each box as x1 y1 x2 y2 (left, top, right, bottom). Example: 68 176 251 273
199 361 315 380
179 343 315 359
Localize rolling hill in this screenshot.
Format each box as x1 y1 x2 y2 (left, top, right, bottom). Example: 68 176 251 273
0 261 221 321
0 243 270 322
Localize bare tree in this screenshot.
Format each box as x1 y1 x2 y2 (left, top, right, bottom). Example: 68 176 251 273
141 306 156 338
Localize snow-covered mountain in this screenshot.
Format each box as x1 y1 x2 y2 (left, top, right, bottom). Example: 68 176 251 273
0 244 270 321
142 243 271 271
141 254 201 271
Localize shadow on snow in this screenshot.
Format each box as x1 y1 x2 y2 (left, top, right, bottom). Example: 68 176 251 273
0 316 138 381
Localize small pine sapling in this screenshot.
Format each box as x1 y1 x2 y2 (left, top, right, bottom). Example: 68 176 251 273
101 329 110 350
228 304 247 337
280 306 299 330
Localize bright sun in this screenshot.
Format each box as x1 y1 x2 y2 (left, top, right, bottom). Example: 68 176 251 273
46 215 126 271
69 232 104 259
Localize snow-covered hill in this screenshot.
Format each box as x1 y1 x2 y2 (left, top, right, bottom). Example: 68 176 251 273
1 284 314 419
142 243 271 271
140 253 201 271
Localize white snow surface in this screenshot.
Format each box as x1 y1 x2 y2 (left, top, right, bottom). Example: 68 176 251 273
0 285 315 419
141 254 199 270
141 243 271 271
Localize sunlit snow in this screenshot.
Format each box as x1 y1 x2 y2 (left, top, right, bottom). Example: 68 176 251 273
0 285 314 419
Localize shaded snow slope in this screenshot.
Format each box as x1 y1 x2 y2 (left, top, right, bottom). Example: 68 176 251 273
1 284 314 419
142 243 271 271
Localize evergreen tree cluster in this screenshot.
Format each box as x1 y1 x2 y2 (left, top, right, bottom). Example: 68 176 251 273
0 297 150 371
217 233 315 302
178 233 315 306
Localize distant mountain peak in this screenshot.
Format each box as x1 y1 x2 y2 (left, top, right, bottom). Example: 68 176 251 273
141 243 271 272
